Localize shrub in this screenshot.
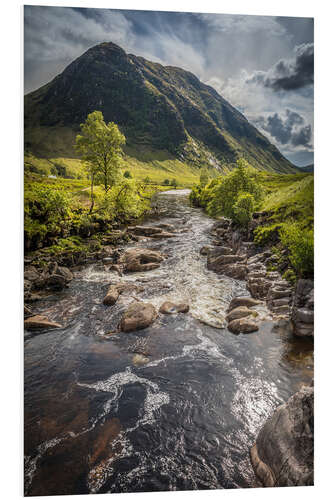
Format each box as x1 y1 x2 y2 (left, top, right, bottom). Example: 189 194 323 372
232 192 255 227
254 223 284 246
206 158 263 219
123 170 132 178
279 222 314 278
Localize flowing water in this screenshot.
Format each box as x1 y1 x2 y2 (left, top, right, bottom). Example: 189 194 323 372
24 190 313 496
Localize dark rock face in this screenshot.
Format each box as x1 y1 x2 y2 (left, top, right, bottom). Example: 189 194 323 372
25 42 296 172
291 279 314 337
250 385 314 487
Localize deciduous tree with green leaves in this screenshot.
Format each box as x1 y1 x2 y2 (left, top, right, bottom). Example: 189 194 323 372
75 111 126 212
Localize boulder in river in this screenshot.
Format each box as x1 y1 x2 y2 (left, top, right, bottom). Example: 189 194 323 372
228 317 259 334
228 296 262 311
120 302 158 332
103 285 119 306
119 248 165 272
226 306 254 322
159 301 190 314
103 282 144 305
24 315 62 331
250 385 314 487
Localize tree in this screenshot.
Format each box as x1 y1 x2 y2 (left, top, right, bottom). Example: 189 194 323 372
75 111 126 212
123 170 132 178
233 192 255 226
171 178 178 188
164 179 170 185
207 158 263 219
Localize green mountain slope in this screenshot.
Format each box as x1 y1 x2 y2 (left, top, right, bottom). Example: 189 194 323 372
25 41 297 175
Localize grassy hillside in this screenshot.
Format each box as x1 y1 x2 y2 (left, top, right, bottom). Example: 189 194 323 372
258 172 313 229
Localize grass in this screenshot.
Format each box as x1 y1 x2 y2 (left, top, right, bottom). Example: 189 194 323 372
24 148 204 188
258 172 314 229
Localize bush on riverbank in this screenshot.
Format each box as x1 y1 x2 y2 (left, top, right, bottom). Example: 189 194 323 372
190 160 314 278
190 159 263 224
24 175 158 252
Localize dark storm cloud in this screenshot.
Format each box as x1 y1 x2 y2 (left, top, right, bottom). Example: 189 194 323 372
254 110 312 149
247 43 314 91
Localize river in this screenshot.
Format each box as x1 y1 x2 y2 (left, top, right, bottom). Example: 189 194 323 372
24 189 313 495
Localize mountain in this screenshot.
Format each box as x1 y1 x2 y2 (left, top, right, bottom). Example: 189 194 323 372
298 164 314 173
24 42 297 174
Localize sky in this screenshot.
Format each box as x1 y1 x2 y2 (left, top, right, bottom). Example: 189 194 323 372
24 6 314 166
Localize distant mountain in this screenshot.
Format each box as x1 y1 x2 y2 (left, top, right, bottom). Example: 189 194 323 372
298 164 314 173
25 42 297 174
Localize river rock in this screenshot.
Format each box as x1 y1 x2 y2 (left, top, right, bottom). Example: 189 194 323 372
103 285 119 305
226 306 254 322
199 246 213 256
45 266 73 290
120 302 158 332
24 266 40 283
228 317 259 334
24 315 62 331
271 297 291 307
116 283 144 295
103 282 144 305
219 264 247 280
291 279 314 337
119 248 164 272
228 296 262 311
109 264 122 276
212 217 231 231
149 231 175 239
247 270 267 280
159 301 190 314
207 254 246 273
127 225 162 237
295 308 314 324
250 385 313 487
24 305 34 318
155 223 175 231
247 277 272 299
267 287 292 300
